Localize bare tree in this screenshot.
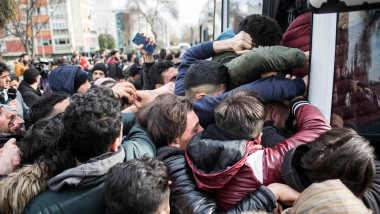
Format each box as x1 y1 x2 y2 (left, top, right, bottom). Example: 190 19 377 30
1 0 63 58
0 0 17 29
127 0 178 40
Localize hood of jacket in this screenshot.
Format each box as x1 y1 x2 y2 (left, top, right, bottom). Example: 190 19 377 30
48 65 81 95
18 80 42 96
281 144 312 192
185 132 262 190
48 146 125 192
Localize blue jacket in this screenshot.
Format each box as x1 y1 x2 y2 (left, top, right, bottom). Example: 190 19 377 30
49 65 84 95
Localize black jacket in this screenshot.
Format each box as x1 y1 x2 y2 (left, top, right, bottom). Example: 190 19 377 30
18 81 42 107
142 62 155 90
157 146 276 214
107 61 123 81
282 144 380 214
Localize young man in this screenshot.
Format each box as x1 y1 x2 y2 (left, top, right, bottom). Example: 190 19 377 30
18 68 42 107
105 156 170 214
48 65 91 95
0 105 25 147
107 50 123 81
149 60 178 89
91 63 107 83
14 53 30 77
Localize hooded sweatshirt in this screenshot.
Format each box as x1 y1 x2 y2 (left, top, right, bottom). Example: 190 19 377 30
48 65 87 95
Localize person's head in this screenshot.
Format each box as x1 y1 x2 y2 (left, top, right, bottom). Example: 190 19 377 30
150 60 177 89
235 14 282 47
264 102 290 130
64 87 122 163
214 89 265 140
110 50 120 61
134 57 143 65
72 51 79 60
126 53 134 62
23 68 40 85
301 128 375 198
20 53 29 65
29 92 70 124
49 65 90 95
0 105 24 135
0 61 11 90
137 93 203 150
20 113 64 164
92 63 107 82
184 60 228 101
9 76 19 89
51 57 70 70
105 155 170 214
100 50 107 57
159 49 167 59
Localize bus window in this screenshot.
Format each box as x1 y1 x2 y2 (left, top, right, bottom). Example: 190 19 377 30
331 9 380 141
229 0 263 33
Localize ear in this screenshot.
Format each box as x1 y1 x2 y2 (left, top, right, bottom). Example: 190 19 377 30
271 107 279 121
168 137 181 148
195 93 207 101
155 84 163 89
256 132 263 144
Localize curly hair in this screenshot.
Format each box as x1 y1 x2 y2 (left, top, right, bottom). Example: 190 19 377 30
0 61 10 75
150 60 174 86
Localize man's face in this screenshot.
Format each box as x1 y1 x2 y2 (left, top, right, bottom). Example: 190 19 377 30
177 110 203 150
92 70 105 82
113 52 120 61
9 80 19 89
0 106 25 135
76 79 91 94
23 55 30 64
0 71 10 90
162 67 178 85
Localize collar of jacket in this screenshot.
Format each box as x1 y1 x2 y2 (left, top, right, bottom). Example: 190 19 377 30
201 123 243 141
107 60 118 65
18 80 42 95
157 145 184 161
281 144 312 192
48 146 125 192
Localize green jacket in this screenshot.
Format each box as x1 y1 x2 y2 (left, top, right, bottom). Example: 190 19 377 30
213 46 306 88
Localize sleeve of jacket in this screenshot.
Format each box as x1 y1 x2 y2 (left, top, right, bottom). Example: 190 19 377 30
14 64 23 77
21 91 39 107
164 154 217 214
143 62 155 90
175 41 216 96
226 46 306 88
261 100 331 185
121 113 156 161
194 77 305 128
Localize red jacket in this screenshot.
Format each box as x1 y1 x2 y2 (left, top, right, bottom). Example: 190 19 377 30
280 12 311 77
185 101 331 211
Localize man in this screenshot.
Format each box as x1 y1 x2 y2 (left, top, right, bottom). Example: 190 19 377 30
49 65 91 95
105 156 170 214
14 53 30 77
23 87 154 213
107 50 123 81
70 51 80 66
18 68 42 107
0 61 29 120
91 63 107 83
150 60 178 89
0 105 25 147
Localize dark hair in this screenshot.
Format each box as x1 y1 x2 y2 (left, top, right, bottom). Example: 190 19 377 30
215 89 265 139
20 113 65 164
29 92 70 124
137 93 193 148
133 57 140 64
23 68 40 84
64 87 122 162
184 60 228 99
236 14 282 47
10 75 19 82
166 53 174 61
159 49 166 59
110 50 119 57
0 61 10 75
20 53 28 59
105 155 169 214
295 0 309 14
301 128 375 198
127 53 133 61
72 52 79 58
264 102 289 118
51 57 70 66
150 60 174 86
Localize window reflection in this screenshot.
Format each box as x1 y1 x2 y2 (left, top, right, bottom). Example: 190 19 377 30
229 0 262 33
332 9 380 140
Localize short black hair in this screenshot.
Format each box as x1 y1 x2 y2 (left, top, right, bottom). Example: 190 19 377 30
159 49 166 59
105 155 169 214
134 57 140 64
51 57 70 66
64 87 122 163
127 53 133 61
236 14 282 47
20 53 28 59
29 92 70 124
0 61 10 75
10 75 19 82
296 0 309 14
184 60 228 95
23 68 40 84
150 60 174 86
110 50 119 57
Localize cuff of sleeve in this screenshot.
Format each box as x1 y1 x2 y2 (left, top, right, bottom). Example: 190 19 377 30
202 41 216 56
291 98 309 115
293 78 306 96
258 186 277 210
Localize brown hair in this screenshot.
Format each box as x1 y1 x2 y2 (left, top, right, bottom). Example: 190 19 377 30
137 93 193 148
301 128 375 198
214 89 265 140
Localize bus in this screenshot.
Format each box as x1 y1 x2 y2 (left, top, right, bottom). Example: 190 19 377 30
199 0 380 156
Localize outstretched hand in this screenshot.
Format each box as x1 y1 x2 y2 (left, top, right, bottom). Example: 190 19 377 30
231 31 253 55
0 138 21 175
111 82 137 104
133 82 175 109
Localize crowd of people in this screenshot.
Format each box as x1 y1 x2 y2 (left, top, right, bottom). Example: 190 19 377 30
0 5 379 214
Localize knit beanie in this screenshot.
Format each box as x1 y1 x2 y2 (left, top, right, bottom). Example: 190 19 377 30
92 63 108 76
74 69 89 92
